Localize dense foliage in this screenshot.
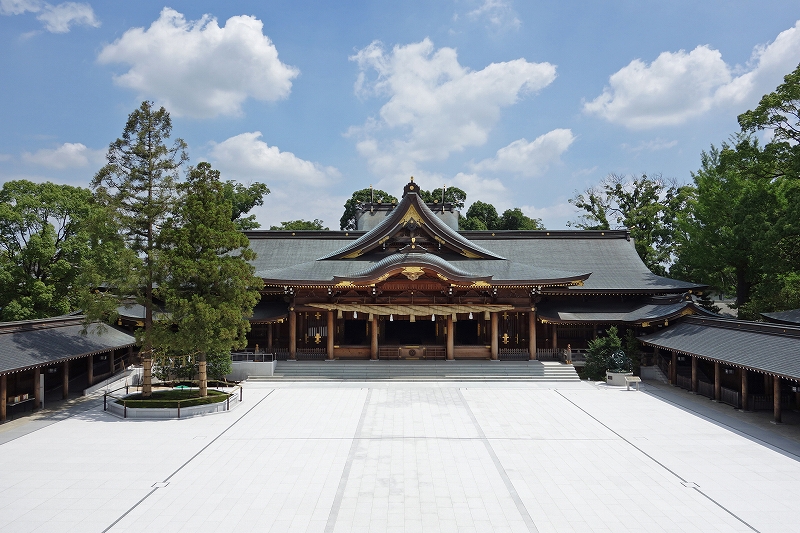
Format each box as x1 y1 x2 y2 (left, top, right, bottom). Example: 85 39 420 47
270 219 328 230
583 327 631 380
568 174 694 276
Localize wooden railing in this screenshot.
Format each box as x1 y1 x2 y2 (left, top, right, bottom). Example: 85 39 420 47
720 386 741 408
499 348 529 361
697 380 714 399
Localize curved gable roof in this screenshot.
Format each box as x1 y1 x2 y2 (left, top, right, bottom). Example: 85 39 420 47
318 186 504 260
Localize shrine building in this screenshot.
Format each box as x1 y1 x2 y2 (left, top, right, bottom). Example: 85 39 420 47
243 179 707 361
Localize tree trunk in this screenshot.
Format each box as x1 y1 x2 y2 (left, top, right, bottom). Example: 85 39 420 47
735 266 751 308
198 353 207 397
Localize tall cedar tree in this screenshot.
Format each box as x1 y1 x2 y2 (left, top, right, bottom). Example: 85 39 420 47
0 181 100 320
91 101 188 397
154 163 264 396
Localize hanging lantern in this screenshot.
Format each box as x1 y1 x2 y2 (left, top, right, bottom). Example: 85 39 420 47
353 311 358 319
337 309 343 319
389 314 393 321
410 315 415 323
431 314 436 321
469 312 473 320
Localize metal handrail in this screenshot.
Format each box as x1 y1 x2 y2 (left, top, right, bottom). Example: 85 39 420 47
103 383 243 419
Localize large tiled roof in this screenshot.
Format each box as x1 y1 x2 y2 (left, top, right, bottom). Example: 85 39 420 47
537 296 708 324
638 316 800 381
0 316 135 375
245 230 701 293
761 308 800 326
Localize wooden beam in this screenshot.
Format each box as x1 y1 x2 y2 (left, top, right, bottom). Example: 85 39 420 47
370 314 378 361
87 354 94 387
691 356 698 393
714 362 721 401
1 374 6 422
490 312 498 360
328 311 335 360
528 310 536 360
552 324 558 349
774 376 782 424
289 310 297 360
267 323 273 351
446 315 454 361
34 368 41 409
671 351 677 385
62 360 69 400
741 369 749 411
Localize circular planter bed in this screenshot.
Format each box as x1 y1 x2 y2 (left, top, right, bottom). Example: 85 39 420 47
117 389 228 409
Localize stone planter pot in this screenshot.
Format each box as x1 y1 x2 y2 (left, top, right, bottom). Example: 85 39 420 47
606 371 633 386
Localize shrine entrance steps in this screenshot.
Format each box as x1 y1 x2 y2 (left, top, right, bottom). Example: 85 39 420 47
250 360 580 382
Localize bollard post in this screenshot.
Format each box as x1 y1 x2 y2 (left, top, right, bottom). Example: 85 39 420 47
104 393 107 411
227 394 230 410
240 387 243 402
178 402 181 419
124 403 127 419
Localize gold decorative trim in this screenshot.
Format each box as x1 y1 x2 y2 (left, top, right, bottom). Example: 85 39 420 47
341 249 363 259
401 266 425 280
470 281 491 288
461 249 482 258
399 204 424 226
335 281 355 288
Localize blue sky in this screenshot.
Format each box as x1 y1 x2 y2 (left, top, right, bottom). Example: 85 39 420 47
2 1 800 229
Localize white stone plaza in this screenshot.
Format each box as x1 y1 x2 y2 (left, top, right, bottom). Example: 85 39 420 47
1 380 799 533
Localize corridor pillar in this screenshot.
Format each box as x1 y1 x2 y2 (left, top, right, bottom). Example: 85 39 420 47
741 369 749 411
714 362 721 401
288 310 297 360
33 368 41 409
62 360 69 399
691 356 698 393
327 311 335 360
446 315 454 360
773 376 782 423
490 312 498 360
87 354 94 387
528 310 537 360
370 315 378 360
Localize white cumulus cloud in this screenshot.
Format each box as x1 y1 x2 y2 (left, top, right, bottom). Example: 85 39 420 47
0 0 99 33
350 38 556 178
452 172 510 211
37 2 98 33
470 129 574 177
22 142 103 169
209 132 339 185
466 0 520 30
585 20 800 129
98 8 299 118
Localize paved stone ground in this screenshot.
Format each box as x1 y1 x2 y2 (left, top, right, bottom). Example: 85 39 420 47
1 380 799 533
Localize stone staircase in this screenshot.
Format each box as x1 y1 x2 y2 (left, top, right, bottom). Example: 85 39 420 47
248 360 580 382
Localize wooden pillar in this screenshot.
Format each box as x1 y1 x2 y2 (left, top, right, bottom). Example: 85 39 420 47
62 361 69 399
446 315 455 360
552 324 558 349
87 354 94 387
267 323 273 351
34 368 41 409
528 310 537 360
1 374 6 422
741 369 749 411
773 376 782 423
288 310 297 360
490 312 498 360
691 356 698 393
327 311 335 360
714 362 721 401
671 351 677 385
370 315 378 360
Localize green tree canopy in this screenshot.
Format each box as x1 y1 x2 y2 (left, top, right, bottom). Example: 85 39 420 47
462 201 499 230
270 219 329 230
568 174 694 276
498 208 544 230
0 180 101 320
90 101 188 396
340 187 398 230
154 162 264 396
583 326 629 380
223 181 270 230
419 186 467 209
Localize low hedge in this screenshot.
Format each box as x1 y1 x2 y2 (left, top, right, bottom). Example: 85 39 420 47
116 389 228 408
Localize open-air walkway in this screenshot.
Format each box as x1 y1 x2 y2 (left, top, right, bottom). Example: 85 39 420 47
1 378 799 533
